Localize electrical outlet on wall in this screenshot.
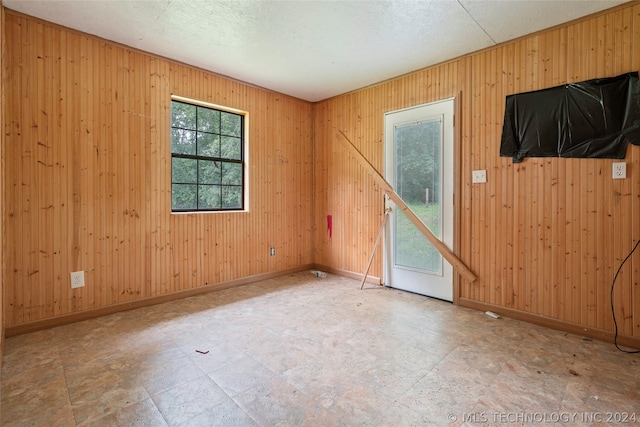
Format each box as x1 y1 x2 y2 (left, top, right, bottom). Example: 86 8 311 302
70 271 85 288
612 162 626 179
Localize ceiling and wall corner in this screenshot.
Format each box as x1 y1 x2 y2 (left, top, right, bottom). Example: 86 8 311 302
2 0 629 102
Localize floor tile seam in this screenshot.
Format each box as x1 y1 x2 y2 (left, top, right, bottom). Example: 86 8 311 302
205 360 280 402
463 396 563 425
386 366 439 400
370 399 432 424
413 343 461 379
274 365 327 401
160 392 237 427
290 339 330 362
52 337 79 427
557 375 628 408
70 384 153 426
394 366 441 404
74 397 168 427
228 392 265 427
357 379 421 406
399 343 506 398
202 367 241 396
147 388 197 427
141 365 212 400
283 357 395 411
474 392 566 414
230 373 329 426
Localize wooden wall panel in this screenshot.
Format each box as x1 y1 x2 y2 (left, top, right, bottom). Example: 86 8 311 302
4 12 314 327
314 63 460 279
4 3 640 345
1 0 5 349
313 2 640 342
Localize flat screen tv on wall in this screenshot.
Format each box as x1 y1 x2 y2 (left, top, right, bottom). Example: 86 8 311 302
500 72 640 163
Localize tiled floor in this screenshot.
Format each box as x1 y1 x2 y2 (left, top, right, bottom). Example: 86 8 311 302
2 272 639 426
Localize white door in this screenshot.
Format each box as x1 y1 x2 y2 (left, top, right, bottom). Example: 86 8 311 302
384 99 454 301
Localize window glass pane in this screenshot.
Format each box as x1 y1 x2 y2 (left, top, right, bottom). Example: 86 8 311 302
221 136 241 160
172 184 197 209
198 160 221 184
197 132 220 157
171 98 245 212
394 120 443 274
172 129 196 155
221 112 241 136
221 162 242 185
172 158 197 183
197 107 220 133
222 186 242 209
198 185 221 209
172 102 196 130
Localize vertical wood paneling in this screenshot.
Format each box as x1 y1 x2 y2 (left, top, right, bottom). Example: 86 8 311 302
4 3 640 344
1 0 5 347
313 2 640 341
632 3 640 338
499 46 514 309
5 12 314 327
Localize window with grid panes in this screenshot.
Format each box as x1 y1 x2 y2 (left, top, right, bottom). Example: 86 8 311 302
171 98 246 211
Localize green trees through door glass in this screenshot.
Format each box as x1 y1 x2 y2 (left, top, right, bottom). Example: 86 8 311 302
394 118 442 273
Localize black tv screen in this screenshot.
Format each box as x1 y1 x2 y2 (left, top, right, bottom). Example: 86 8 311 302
500 72 640 163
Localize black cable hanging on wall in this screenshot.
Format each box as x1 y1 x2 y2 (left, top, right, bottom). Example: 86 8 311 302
610 238 640 353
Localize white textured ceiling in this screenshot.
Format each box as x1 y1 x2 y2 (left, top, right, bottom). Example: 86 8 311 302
4 0 628 102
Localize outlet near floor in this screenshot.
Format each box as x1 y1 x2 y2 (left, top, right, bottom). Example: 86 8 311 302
70 271 85 288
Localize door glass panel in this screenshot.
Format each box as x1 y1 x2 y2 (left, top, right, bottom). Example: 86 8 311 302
393 117 443 275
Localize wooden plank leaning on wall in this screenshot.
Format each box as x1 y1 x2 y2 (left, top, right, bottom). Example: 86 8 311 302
336 130 476 284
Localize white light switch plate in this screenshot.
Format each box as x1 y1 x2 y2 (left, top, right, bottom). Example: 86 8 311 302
472 170 487 183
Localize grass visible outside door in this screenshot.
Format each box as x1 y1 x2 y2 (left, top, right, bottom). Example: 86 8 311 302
394 202 442 273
